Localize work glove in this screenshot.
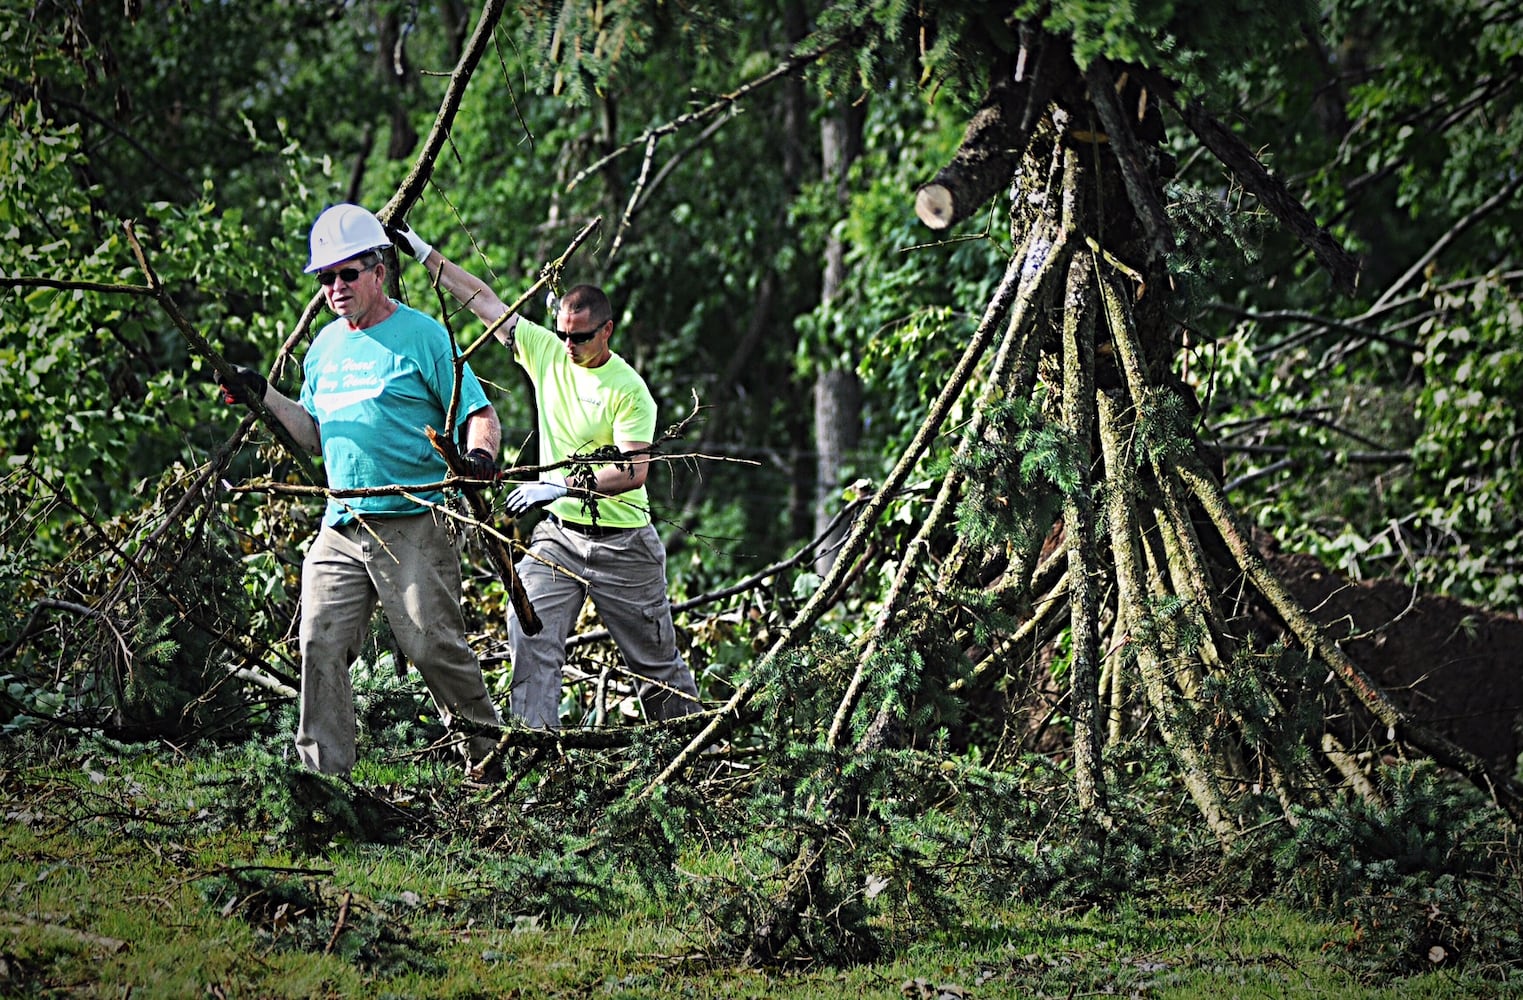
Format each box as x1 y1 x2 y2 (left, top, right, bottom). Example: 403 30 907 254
385 220 433 265
217 365 267 406
460 447 498 492
505 473 568 517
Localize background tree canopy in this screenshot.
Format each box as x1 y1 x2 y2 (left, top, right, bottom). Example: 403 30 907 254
3 0 1522 976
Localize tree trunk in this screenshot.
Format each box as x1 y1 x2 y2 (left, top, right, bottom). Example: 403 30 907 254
812 102 864 576
1060 246 1108 826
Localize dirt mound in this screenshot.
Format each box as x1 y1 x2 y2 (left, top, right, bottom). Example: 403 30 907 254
1266 548 1523 773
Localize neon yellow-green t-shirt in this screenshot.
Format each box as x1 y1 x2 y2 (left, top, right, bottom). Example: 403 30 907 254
515 318 656 528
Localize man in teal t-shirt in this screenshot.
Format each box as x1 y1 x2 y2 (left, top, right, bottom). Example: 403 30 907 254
219 204 504 778
300 299 492 525
388 221 702 730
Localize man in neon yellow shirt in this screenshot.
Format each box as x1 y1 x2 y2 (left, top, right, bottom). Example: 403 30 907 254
389 222 702 728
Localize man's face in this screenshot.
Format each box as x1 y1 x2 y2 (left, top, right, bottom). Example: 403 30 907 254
555 305 612 368
317 255 385 327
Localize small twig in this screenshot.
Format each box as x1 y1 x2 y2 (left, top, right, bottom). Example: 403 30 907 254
37 599 133 670
323 891 353 956
232 667 297 700
490 29 534 153
610 134 658 260
632 111 735 221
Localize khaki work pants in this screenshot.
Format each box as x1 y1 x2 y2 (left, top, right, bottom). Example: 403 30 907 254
295 513 501 775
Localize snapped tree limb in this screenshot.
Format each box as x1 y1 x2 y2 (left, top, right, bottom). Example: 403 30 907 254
123 223 321 485
425 426 541 636
915 28 1073 231
1142 74 1362 296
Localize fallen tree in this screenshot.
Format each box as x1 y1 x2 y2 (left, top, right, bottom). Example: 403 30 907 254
658 17 1523 963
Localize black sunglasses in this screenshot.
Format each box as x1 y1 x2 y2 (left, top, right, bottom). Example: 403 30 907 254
316 261 379 286
555 320 606 345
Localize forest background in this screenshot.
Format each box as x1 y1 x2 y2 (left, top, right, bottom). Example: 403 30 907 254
3 0 1523 996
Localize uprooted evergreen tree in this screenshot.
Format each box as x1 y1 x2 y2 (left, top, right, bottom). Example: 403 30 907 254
602 4 1523 963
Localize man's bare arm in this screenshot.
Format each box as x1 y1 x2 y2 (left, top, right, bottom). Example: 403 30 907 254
261 387 322 454
462 404 502 458
422 252 521 345
579 439 651 498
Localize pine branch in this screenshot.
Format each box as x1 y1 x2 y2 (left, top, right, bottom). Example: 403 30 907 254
1168 92 1361 296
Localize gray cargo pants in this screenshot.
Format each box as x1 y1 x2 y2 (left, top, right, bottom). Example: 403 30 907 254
507 518 700 728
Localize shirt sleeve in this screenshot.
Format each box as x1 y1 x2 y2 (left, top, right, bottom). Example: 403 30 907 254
417 322 491 432
611 375 658 443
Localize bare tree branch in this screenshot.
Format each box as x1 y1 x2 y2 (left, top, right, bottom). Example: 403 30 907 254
379 0 515 221
2 276 154 296
565 37 849 193
123 222 321 486
1370 171 1523 312
1168 91 1362 295
1085 58 1174 263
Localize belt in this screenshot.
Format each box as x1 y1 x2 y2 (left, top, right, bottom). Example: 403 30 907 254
550 514 637 538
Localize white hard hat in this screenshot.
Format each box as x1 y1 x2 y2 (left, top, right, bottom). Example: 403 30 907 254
305 203 389 273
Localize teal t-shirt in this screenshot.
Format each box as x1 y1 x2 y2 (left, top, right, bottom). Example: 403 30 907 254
514 318 656 528
302 302 491 526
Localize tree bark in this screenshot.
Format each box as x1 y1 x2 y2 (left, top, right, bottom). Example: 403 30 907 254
1060 248 1108 823
915 76 1023 231
1083 58 1173 264
916 29 1073 231
812 102 865 576
1098 392 1239 846
1097 263 1327 820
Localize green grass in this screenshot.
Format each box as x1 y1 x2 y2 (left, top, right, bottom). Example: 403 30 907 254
1 744 1518 998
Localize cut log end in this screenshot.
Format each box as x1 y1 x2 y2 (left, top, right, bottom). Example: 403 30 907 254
915 183 955 231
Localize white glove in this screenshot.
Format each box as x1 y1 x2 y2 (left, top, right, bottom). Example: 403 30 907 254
505 474 568 516
389 221 433 264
